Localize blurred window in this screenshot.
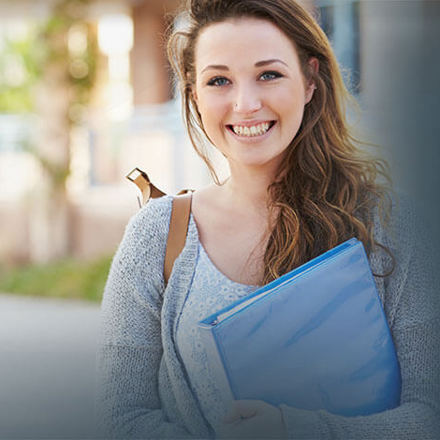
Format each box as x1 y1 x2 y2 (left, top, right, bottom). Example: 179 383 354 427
0 114 32 152
316 0 361 94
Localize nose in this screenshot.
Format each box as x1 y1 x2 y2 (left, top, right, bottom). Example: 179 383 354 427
233 82 262 114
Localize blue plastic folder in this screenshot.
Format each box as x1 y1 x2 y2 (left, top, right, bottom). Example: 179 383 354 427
198 238 401 416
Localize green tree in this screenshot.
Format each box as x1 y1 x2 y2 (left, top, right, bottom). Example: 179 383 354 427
23 0 98 262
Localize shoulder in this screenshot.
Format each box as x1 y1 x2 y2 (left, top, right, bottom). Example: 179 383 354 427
191 184 222 210
191 184 225 227
110 195 174 289
126 195 173 240
372 190 439 327
372 190 418 252
117 195 175 263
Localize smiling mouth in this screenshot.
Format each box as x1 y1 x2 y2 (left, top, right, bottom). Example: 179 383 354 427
227 121 276 137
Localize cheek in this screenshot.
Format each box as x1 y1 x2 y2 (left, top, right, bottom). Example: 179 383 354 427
198 95 229 129
276 89 306 124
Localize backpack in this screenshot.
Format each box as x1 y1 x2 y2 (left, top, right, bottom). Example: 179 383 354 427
126 167 192 285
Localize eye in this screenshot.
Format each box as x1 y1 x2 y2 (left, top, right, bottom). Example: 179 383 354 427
207 76 230 87
259 71 283 81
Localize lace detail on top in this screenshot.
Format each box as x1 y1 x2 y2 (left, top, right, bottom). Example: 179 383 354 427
175 241 257 434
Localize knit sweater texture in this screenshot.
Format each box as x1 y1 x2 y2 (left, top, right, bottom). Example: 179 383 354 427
96 194 440 439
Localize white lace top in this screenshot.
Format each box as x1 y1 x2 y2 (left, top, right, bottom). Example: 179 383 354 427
175 241 257 432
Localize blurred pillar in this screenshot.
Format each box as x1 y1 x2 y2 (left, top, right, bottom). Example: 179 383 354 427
130 1 175 105
126 0 185 193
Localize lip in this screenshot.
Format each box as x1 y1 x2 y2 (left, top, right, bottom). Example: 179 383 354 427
228 119 274 127
226 120 276 142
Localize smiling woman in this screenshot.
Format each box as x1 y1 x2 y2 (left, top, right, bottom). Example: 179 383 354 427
96 0 439 439
168 0 388 287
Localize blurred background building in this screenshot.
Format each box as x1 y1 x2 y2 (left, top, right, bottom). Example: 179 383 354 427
0 0 205 265
1 0 439 266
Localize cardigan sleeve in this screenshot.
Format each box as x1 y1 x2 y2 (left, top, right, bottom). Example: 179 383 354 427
279 197 440 439
95 197 192 439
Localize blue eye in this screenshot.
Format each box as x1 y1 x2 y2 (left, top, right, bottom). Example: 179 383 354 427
207 76 230 87
260 71 283 81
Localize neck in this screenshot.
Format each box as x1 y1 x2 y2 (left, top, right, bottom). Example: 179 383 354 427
221 165 275 216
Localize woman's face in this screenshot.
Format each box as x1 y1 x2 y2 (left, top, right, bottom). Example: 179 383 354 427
193 17 316 175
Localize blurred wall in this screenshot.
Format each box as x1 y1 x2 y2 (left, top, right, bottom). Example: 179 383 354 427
360 0 440 247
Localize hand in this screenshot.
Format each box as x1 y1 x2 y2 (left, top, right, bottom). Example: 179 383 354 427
216 399 288 439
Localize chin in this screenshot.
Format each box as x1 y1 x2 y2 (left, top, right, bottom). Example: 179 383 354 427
232 153 285 170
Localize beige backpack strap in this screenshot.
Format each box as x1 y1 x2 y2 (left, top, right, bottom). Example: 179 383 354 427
126 167 193 286
164 192 193 285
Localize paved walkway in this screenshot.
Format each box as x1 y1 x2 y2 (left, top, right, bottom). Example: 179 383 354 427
0 293 101 439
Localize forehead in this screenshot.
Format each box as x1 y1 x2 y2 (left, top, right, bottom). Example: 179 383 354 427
195 18 300 71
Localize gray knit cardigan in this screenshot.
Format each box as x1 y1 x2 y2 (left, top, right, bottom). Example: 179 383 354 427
96 195 440 439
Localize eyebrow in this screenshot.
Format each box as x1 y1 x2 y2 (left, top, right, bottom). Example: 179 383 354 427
255 59 288 68
200 58 288 74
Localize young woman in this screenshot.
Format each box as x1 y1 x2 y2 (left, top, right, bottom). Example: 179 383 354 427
96 0 439 438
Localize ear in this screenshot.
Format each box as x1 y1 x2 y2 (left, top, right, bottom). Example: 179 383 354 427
305 57 319 104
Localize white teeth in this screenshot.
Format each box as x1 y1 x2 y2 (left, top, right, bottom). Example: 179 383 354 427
232 122 271 137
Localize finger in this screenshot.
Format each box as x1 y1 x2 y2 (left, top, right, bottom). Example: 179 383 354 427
235 399 266 415
222 407 247 424
222 400 264 423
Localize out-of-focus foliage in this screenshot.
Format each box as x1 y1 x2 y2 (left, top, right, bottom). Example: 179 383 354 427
0 0 98 193
0 0 97 121
39 0 98 125
0 29 41 112
0 255 112 302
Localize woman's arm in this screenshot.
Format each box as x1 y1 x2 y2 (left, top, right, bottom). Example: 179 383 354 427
278 197 440 439
95 197 192 439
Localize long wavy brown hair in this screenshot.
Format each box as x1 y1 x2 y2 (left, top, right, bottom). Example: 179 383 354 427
167 0 392 284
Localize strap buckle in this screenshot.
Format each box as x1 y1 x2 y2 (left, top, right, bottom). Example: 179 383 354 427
126 167 166 208
126 167 152 208
126 167 150 184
